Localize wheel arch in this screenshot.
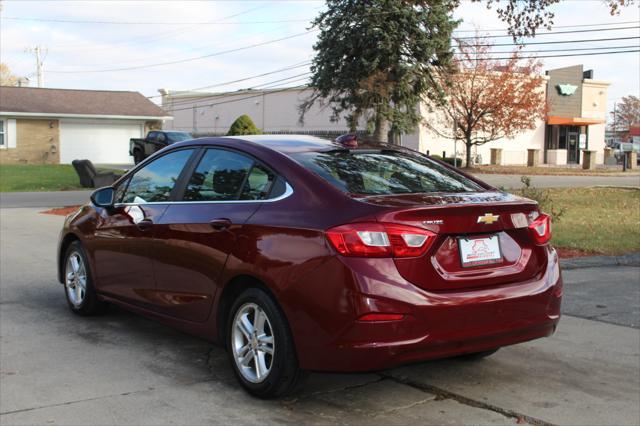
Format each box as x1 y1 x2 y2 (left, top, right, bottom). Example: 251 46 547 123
216 274 287 347
57 232 81 283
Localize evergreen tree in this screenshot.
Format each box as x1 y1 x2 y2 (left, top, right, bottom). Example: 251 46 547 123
227 115 261 136
300 0 459 143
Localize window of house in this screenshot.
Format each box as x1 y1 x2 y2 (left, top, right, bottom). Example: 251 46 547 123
0 119 5 147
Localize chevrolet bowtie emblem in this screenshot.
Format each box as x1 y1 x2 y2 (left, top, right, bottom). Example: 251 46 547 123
477 213 499 224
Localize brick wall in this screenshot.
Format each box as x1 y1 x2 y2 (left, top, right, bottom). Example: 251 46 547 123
0 119 60 164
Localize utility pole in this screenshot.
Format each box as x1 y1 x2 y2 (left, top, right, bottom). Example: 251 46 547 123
26 46 47 87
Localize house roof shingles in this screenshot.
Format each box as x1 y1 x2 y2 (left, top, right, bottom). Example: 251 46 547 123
0 86 170 118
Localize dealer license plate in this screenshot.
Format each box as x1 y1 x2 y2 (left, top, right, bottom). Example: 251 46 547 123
458 235 502 267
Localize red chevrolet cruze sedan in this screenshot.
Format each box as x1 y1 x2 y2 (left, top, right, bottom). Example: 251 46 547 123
57 135 562 398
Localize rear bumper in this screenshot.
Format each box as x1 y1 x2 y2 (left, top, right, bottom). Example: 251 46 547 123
296 247 562 372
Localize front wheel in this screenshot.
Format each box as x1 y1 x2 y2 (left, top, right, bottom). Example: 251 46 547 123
227 288 305 398
63 241 107 316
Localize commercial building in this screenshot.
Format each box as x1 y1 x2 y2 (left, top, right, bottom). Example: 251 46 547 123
0 87 171 164
161 64 610 165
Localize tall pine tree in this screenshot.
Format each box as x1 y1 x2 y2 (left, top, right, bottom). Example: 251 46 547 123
300 0 458 143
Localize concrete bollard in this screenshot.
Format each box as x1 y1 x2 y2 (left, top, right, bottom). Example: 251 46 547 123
582 150 597 170
527 149 540 167
490 148 502 166
627 151 637 170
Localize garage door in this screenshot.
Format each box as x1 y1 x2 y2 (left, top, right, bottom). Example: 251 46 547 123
59 120 143 164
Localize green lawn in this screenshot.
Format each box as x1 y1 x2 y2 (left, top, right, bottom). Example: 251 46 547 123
1 164 86 192
541 188 640 255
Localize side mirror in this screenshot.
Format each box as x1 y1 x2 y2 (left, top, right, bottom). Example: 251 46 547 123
90 186 115 208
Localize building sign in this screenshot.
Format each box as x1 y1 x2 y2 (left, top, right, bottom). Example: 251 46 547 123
579 134 587 149
556 84 578 96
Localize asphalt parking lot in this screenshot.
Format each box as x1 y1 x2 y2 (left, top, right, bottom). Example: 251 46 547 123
1 207 639 426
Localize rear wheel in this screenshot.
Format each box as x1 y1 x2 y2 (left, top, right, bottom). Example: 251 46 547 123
456 348 499 361
63 241 107 316
133 149 143 165
227 287 304 398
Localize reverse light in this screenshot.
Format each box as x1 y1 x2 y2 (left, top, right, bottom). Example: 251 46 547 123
358 313 405 322
326 222 436 258
528 213 552 245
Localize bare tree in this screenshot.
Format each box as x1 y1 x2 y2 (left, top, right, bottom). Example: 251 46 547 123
425 37 546 168
0 63 22 86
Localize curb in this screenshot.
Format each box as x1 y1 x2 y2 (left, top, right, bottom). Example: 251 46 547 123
560 252 640 270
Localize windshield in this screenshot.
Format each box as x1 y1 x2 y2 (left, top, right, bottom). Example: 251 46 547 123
166 132 192 143
291 149 484 195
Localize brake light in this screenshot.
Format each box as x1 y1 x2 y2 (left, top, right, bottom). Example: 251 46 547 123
528 213 552 244
326 222 436 258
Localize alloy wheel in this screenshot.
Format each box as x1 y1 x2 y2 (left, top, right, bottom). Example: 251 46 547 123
231 303 275 383
65 251 87 307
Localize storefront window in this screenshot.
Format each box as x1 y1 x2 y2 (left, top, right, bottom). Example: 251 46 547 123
559 126 567 149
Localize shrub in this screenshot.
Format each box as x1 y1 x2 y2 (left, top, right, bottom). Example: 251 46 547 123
227 115 261 136
429 154 459 167
518 176 565 221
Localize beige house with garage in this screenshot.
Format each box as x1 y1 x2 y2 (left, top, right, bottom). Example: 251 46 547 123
161 64 609 166
0 87 171 165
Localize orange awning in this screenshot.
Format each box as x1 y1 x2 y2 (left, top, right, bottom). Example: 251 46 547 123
547 116 605 125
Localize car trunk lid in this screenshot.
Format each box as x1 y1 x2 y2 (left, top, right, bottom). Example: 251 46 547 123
359 191 547 291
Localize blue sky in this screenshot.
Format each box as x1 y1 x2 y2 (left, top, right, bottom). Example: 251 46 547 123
1 0 638 116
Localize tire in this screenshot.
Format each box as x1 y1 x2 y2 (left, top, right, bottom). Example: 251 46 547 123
456 348 499 361
63 241 107 316
133 149 144 165
226 287 305 398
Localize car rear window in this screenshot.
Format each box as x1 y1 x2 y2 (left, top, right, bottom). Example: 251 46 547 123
291 149 484 195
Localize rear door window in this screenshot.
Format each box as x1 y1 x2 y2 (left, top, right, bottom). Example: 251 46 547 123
182 149 277 202
291 150 484 195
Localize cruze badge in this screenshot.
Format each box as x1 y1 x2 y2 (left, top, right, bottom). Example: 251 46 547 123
423 219 444 225
477 213 499 224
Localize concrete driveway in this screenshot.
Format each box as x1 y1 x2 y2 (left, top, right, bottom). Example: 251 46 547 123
1 208 638 425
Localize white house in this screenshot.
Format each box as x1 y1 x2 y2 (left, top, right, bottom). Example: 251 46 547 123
0 87 172 165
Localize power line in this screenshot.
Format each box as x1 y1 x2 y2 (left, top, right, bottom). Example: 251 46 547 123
1 16 311 25
155 45 637 106
456 25 639 40
44 32 640 75
453 20 640 32
147 61 311 99
164 48 640 114
165 84 309 114
464 48 640 61
47 29 318 73
466 35 640 47
162 72 313 109
454 44 640 55
49 6 264 48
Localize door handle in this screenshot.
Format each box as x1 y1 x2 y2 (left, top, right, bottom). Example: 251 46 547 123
136 219 154 231
209 218 232 230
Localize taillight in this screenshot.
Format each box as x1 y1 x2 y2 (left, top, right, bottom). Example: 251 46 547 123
326 222 436 258
528 213 552 244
